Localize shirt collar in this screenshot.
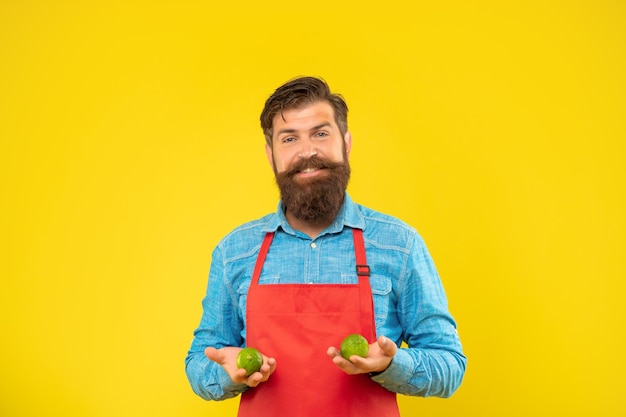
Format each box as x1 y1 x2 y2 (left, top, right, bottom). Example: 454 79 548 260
262 193 366 236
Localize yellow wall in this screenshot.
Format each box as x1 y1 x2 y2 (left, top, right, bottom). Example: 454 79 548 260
1 1 624 416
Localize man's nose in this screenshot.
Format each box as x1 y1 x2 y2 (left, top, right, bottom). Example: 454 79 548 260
297 137 317 159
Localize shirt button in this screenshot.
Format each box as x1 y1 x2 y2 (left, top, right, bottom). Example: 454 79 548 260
310 242 317 248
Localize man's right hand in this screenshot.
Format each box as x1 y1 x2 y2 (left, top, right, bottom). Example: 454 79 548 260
204 346 276 387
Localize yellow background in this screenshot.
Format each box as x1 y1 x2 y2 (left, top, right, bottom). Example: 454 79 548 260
1 1 624 416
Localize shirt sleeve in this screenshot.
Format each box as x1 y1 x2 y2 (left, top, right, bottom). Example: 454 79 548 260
184 246 249 400
372 233 467 397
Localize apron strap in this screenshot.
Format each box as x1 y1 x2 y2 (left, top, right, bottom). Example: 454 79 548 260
255 231 369 278
352 228 377 341
352 228 370 277
252 232 274 285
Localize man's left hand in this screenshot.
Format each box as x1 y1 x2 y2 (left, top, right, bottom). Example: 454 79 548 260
327 335 397 375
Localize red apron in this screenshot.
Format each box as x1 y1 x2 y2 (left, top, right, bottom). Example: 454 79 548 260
238 229 400 417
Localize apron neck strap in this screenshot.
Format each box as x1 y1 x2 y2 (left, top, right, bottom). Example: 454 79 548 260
252 232 274 285
251 229 369 284
352 228 370 278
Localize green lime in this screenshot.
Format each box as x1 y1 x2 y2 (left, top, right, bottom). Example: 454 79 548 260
236 347 263 376
340 334 369 360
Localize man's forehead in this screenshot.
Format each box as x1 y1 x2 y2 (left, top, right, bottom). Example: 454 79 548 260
273 101 335 128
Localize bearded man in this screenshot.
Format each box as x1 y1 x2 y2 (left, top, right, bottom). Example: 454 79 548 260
185 76 466 417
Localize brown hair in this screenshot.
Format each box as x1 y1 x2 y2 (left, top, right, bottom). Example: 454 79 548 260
260 76 349 146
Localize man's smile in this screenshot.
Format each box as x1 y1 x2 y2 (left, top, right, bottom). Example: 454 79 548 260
296 167 327 179
283 156 336 179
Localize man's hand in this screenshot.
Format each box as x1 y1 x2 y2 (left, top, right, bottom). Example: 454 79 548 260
204 346 276 387
327 336 397 375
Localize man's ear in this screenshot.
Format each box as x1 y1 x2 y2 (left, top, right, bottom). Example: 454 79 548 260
344 131 352 159
265 143 274 168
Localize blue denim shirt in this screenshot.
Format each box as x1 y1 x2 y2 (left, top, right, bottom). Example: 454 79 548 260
185 194 466 400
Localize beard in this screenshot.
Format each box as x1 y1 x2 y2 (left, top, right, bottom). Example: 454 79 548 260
274 154 351 226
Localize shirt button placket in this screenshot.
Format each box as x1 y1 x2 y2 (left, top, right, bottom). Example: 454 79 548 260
308 241 318 283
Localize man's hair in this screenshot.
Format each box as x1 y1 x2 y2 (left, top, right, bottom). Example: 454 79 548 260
260 76 349 146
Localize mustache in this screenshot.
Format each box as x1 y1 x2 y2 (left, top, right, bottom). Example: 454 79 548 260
284 155 345 178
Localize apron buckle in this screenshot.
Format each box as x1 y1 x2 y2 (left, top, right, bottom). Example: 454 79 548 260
356 264 371 276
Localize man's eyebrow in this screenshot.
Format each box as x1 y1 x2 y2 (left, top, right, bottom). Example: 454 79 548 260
276 122 332 137
311 122 332 131
276 127 297 136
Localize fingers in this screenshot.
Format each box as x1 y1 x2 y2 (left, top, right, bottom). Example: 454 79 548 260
327 346 351 366
266 357 277 374
256 357 277 379
245 371 264 387
327 346 341 358
246 357 277 387
327 346 363 374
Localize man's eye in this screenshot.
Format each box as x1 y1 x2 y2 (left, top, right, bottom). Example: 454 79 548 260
314 132 329 138
282 136 296 143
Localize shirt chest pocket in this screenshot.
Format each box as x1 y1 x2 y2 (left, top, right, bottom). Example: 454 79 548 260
370 276 392 329
237 276 280 319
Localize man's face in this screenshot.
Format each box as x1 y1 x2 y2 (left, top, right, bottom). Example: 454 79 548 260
266 100 351 176
265 101 352 225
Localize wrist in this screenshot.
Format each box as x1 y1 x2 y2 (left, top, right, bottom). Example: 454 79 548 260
369 357 393 377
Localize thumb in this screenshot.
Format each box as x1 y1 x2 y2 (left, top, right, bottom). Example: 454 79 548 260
377 336 398 357
204 347 222 363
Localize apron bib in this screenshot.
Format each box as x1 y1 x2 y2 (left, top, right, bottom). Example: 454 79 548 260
238 229 399 417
